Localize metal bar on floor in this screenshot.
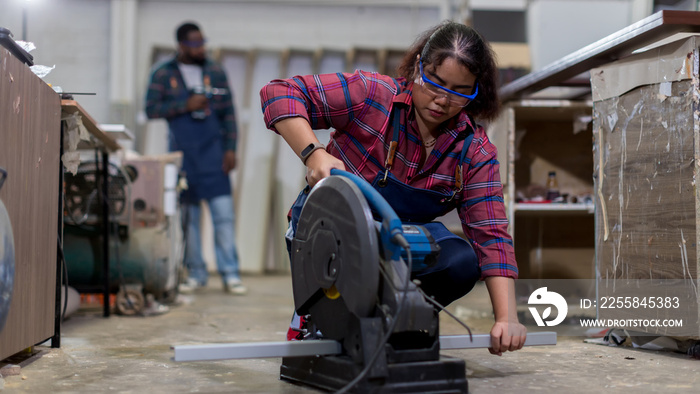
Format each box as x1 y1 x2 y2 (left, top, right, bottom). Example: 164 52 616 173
172 332 556 362
173 340 342 362
440 331 557 350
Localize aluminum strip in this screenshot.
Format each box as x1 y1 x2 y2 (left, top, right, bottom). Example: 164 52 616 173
172 340 342 362
172 332 556 361
440 331 557 350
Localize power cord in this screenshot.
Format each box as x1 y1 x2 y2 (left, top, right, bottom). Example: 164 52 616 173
417 287 473 341
336 232 476 393
336 233 412 394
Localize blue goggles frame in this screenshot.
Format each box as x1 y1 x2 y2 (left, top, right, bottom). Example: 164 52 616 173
419 60 478 101
181 39 207 48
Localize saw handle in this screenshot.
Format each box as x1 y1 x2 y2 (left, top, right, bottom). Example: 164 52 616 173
329 169 405 259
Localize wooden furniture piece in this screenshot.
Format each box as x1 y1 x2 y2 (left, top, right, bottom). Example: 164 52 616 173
591 34 700 337
0 47 61 360
497 100 595 280
492 10 700 284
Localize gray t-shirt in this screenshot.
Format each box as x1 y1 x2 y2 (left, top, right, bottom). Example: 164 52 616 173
177 62 203 91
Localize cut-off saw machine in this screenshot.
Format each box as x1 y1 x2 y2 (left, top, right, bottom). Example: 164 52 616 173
173 169 556 393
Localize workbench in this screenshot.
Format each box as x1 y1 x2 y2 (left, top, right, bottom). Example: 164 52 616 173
60 99 122 319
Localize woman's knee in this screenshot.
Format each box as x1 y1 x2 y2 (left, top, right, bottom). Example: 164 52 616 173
414 238 481 306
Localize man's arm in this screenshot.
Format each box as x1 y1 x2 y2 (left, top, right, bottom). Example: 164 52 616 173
145 66 190 119
209 66 237 152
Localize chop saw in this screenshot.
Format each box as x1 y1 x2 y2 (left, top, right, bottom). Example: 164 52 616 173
172 169 556 393
282 169 466 392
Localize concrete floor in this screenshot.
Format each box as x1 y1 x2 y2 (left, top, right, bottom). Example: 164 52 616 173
1 274 699 393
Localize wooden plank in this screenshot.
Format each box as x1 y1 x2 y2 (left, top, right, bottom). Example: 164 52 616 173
315 49 346 75
269 51 314 272
347 47 380 73
236 50 282 273
500 10 700 101
218 49 253 273
0 48 61 359
378 48 406 78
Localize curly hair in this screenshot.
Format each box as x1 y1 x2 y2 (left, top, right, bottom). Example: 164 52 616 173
397 21 500 121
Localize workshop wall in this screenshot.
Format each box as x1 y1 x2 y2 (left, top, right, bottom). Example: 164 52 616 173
134 1 442 153
527 0 638 71
0 0 676 274
0 0 657 139
0 0 111 126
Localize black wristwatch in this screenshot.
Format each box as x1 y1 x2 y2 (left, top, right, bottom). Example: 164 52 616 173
300 142 325 165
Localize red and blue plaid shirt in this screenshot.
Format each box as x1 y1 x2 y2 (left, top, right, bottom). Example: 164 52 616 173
261 70 517 279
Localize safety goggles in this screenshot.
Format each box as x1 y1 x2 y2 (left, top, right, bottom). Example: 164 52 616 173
181 39 206 48
416 60 478 107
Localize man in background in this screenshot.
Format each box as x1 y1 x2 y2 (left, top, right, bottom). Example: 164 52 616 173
145 22 246 295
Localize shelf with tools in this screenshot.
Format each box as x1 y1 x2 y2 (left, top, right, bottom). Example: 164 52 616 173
489 99 595 280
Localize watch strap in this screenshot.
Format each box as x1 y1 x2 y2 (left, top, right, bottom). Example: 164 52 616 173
300 142 325 165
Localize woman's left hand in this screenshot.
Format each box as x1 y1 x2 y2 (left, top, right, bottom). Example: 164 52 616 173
488 320 527 356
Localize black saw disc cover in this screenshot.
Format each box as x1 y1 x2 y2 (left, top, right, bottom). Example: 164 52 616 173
291 176 379 339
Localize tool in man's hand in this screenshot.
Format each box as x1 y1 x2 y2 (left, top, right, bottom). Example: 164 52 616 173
172 169 556 393
190 86 228 119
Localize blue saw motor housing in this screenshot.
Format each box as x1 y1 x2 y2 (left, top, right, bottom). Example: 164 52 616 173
329 169 439 270
400 224 440 271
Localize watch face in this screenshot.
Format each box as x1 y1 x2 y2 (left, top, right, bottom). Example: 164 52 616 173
302 143 315 156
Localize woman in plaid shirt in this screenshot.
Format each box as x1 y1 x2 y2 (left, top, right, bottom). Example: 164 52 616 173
261 21 526 355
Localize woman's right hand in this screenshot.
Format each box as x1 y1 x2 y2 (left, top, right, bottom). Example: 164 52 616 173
272 117 345 186
304 150 345 187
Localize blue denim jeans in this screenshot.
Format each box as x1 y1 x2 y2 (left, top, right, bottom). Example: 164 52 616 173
183 195 241 285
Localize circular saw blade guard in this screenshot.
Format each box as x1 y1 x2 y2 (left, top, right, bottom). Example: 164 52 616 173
291 176 379 330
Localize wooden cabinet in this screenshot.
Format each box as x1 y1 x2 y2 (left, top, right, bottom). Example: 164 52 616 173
492 10 700 336
491 100 595 279
0 47 61 360
494 11 700 284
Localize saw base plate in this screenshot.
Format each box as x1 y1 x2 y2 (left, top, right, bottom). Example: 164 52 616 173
280 354 467 393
